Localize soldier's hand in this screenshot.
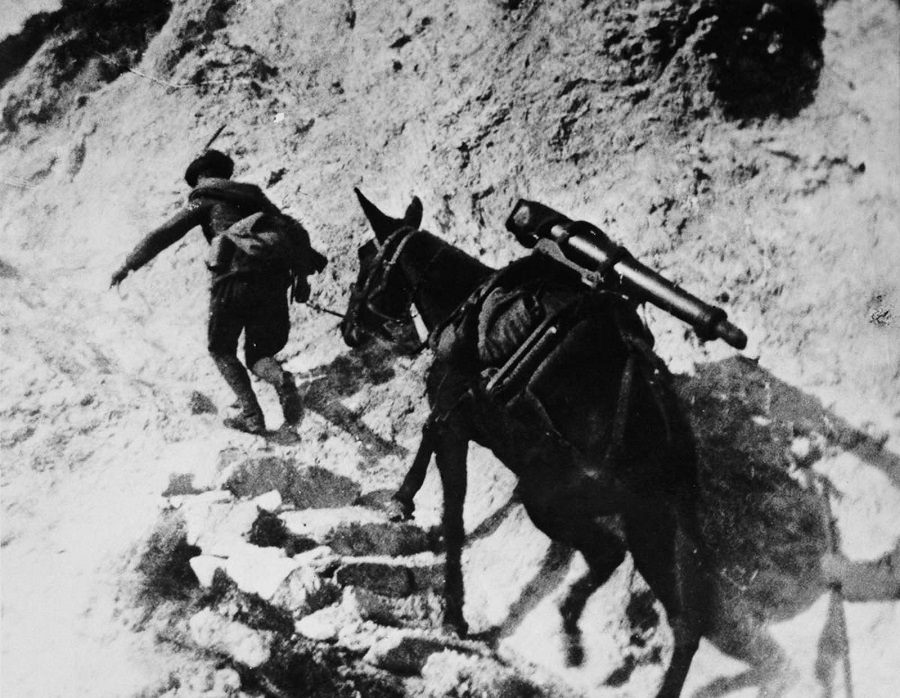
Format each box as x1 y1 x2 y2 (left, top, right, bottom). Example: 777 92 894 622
110 266 130 288
291 276 311 303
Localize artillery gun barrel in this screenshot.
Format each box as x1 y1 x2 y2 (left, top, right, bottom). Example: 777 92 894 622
506 199 748 350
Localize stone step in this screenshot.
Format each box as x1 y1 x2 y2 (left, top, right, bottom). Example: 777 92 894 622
363 629 488 676
327 520 432 557
189 543 336 612
422 651 542 697
334 552 444 598
269 564 338 619
279 506 386 540
179 490 287 558
188 608 273 669
220 543 302 600
279 507 431 556
223 457 361 508
180 493 257 557
342 585 444 629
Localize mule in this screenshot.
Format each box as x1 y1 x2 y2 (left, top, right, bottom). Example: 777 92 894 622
341 189 709 697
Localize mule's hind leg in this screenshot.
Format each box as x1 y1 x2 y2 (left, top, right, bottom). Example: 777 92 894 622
625 496 709 698
559 528 627 666
519 482 627 666
695 622 790 698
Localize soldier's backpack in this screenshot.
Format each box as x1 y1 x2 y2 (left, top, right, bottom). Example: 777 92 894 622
219 211 327 301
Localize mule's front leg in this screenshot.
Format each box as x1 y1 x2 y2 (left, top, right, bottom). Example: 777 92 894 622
388 423 435 521
435 431 469 637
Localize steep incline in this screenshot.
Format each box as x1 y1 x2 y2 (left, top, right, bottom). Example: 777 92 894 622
1 1 898 696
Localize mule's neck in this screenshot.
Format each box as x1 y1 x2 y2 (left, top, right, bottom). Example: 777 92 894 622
399 231 494 331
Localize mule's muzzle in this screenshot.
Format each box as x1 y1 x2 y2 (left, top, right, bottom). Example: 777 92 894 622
340 310 368 348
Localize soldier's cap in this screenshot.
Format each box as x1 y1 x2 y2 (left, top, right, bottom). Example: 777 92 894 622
184 149 234 186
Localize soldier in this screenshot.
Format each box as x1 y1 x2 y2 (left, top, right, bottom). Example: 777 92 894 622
110 149 325 435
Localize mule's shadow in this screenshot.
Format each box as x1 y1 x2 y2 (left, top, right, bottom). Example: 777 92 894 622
464 355 897 695
294 342 410 459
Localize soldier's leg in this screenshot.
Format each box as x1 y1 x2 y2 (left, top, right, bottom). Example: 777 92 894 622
251 356 302 424
208 282 265 434
245 282 302 425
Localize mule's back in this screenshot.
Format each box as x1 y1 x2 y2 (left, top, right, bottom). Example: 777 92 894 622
434 252 692 489
513 291 688 483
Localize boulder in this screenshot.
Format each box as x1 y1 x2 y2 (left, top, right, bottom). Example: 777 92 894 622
182 495 257 557
289 465 362 508
363 631 479 675
221 456 294 500
342 585 444 629
421 651 540 697
252 489 283 512
188 608 273 668
335 553 444 598
223 458 361 508
223 543 301 600
270 564 338 619
294 604 391 653
294 606 343 642
189 554 226 588
336 558 413 597
279 506 385 541
326 521 431 557
211 667 242 695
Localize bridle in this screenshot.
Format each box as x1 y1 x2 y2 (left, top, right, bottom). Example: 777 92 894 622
351 227 422 345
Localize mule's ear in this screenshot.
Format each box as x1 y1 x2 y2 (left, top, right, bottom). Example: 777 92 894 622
404 196 423 230
354 188 399 243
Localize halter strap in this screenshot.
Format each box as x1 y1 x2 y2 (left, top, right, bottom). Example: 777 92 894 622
364 227 417 300
356 227 432 352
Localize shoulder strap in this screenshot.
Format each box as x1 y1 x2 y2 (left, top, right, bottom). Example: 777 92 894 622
189 180 274 213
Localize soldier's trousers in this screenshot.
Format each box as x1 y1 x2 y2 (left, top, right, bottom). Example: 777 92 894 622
207 273 290 367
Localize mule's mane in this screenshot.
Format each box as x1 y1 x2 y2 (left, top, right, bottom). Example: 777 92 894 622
397 229 494 330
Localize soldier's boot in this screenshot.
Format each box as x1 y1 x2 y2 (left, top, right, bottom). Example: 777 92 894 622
211 353 266 435
252 357 303 425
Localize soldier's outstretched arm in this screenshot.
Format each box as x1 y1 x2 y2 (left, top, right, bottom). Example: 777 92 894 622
110 203 208 287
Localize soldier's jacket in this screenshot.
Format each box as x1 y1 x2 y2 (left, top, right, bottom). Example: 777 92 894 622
124 178 320 284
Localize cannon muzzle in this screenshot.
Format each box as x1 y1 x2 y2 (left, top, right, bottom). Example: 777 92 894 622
506 199 748 350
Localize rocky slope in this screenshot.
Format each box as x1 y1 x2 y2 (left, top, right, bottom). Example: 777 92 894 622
1 1 898 696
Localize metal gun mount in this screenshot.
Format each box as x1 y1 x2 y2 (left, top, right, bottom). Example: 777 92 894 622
505 199 748 350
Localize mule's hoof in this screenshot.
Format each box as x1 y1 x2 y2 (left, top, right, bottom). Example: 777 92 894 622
386 497 414 522
442 619 469 639
564 639 585 667
277 381 303 425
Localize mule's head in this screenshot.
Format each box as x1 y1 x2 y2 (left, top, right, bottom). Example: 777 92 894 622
340 189 423 352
